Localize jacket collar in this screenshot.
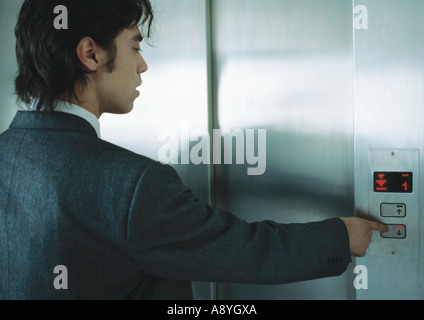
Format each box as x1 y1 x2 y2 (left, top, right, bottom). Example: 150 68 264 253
9 111 99 138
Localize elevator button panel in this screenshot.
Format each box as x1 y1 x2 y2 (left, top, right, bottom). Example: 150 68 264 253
381 225 407 239
367 149 419 258
380 203 406 217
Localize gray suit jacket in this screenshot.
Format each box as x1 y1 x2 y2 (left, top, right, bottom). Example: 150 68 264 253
0 111 351 300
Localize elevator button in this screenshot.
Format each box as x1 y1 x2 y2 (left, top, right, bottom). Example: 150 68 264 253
381 203 406 217
381 225 406 239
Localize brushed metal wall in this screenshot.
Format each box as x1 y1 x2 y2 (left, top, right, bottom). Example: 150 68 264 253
99 0 213 299
354 0 424 300
0 0 22 132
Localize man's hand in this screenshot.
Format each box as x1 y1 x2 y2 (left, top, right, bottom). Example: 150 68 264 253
340 217 389 257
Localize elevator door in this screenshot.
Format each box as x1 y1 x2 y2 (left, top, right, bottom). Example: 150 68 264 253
211 0 355 300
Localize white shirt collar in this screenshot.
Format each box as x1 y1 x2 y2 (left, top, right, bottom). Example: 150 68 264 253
29 99 101 139
54 100 101 138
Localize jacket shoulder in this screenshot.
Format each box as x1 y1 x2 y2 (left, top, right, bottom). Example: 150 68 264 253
85 138 161 172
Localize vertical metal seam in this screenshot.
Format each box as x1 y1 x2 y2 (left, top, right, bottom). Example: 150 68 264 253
205 0 218 301
205 0 217 208
352 0 358 301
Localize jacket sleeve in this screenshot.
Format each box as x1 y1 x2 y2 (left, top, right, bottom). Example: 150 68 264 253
126 162 351 285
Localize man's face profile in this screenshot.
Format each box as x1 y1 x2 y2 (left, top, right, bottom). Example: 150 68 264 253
73 25 148 117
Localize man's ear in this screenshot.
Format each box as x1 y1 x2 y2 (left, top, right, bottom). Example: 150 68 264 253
75 37 107 72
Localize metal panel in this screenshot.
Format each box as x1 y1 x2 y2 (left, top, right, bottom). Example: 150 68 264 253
354 0 424 300
0 0 23 133
367 149 419 258
211 0 355 300
99 0 212 300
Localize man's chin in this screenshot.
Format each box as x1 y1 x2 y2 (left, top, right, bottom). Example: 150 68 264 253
104 102 135 116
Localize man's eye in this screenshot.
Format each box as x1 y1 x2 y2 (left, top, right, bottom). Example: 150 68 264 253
134 48 142 53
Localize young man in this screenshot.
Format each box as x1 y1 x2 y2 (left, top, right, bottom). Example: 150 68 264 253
0 0 387 300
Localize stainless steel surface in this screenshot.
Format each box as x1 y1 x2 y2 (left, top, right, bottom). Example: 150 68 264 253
0 0 22 133
211 0 355 300
354 0 424 300
367 149 419 258
99 0 212 299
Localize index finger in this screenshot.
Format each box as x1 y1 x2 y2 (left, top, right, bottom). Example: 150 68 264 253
369 221 389 233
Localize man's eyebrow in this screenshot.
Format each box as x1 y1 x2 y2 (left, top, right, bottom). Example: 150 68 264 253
131 33 144 43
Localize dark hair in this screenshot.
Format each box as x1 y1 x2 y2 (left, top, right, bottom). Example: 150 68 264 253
14 0 154 112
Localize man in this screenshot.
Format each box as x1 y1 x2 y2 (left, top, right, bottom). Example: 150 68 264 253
0 0 387 300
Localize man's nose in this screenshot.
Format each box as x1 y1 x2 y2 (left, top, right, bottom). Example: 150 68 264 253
138 54 148 74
